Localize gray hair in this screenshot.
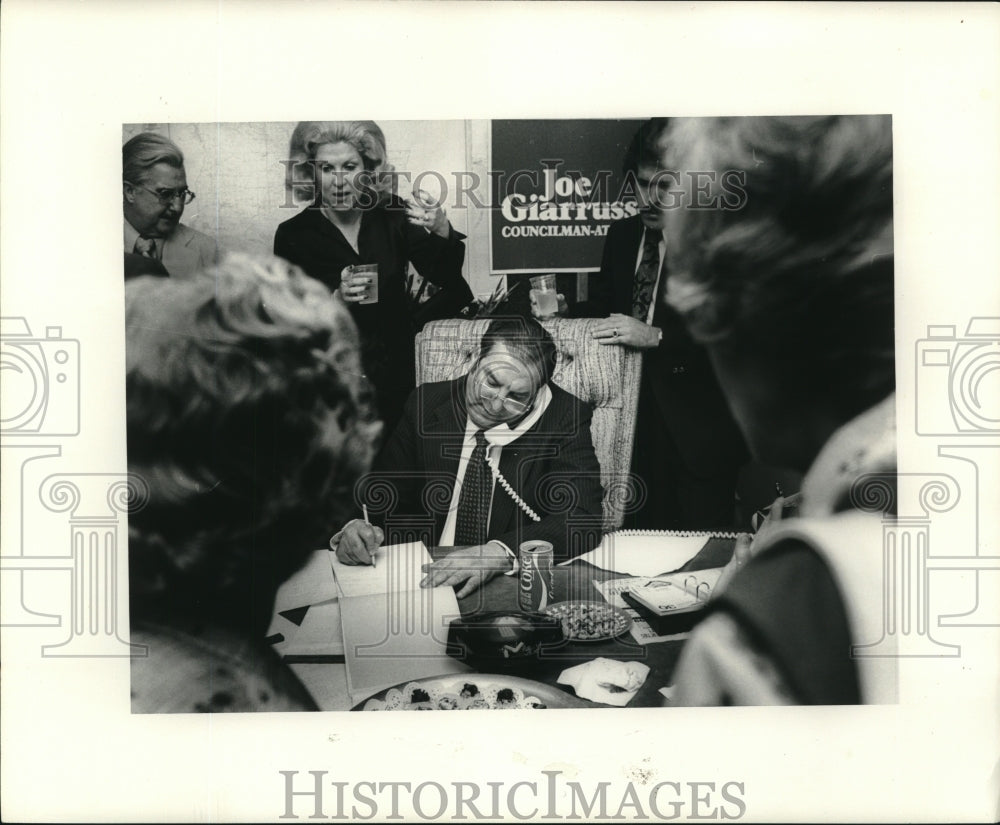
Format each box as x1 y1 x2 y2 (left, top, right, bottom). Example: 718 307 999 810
123 132 185 184
125 253 378 628
663 115 895 419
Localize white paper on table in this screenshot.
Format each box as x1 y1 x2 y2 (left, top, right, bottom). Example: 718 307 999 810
269 599 345 658
592 578 690 645
562 534 708 577
333 541 470 704
331 540 431 598
267 548 344 657
272 547 340 613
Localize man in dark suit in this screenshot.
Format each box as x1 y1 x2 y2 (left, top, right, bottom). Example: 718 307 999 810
584 119 748 531
331 316 604 596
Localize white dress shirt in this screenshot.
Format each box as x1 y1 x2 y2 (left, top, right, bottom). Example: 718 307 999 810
439 383 553 548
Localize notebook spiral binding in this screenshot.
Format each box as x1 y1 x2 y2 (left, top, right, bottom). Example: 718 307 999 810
608 528 739 540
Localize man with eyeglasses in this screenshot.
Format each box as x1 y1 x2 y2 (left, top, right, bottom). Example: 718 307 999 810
123 132 217 279
331 316 604 597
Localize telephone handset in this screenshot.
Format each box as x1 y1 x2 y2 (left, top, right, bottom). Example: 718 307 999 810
484 454 542 522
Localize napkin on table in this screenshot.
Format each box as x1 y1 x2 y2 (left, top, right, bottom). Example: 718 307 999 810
557 657 650 706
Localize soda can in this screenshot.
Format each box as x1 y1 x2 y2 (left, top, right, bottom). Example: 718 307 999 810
518 540 554 611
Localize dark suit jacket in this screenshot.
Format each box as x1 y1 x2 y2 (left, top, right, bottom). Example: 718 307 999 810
360 377 605 561
583 215 746 476
124 252 169 280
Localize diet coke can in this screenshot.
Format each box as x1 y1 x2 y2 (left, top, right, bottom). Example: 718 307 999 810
518 540 554 611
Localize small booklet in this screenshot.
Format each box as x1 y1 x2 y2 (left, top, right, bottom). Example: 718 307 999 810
620 568 724 635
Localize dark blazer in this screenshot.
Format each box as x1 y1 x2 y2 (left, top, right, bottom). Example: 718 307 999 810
585 215 746 476
273 197 473 428
360 377 605 561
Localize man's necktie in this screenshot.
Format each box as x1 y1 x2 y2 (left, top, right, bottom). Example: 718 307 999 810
134 236 158 259
631 228 662 321
454 430 492 547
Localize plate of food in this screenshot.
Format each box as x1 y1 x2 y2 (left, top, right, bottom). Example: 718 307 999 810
352 673 594 711
541 600 633 642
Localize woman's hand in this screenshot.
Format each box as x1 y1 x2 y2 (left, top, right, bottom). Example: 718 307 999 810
406 188 450 238
420 543 512 598
592 314 660 349
338 266 369 303
330 519 384 566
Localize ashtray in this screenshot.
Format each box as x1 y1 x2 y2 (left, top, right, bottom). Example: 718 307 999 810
447 611 564 670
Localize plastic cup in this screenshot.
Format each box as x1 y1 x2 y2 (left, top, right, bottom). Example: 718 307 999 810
529 274 558 319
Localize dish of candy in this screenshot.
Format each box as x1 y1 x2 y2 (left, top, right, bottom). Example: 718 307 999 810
542 600 632 641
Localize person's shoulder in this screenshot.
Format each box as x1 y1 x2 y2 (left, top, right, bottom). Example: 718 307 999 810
607 214 643 239
546 382 592 417
130 620 318 713
412 377 463 403
170 222 215 248
396 377 462 416
275 206 317 233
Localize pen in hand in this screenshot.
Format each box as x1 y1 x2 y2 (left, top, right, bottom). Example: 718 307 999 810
362 504 376 569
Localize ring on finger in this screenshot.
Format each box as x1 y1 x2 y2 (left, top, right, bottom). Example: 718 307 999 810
612 328 619 338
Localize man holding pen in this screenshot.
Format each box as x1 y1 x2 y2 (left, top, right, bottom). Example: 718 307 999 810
328 316 604 597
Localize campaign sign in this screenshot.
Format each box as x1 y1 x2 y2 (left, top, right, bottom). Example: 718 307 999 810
490 119 643 274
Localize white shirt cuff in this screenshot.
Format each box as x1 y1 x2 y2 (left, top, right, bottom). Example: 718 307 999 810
487 540 519 576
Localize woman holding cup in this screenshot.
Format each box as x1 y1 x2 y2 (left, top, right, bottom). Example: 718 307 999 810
274 121 473 432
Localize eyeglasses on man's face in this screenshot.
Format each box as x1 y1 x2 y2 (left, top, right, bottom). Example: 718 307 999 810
126 181 196 206
477 376 532 416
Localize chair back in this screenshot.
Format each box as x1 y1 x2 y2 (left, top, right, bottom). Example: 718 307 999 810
414 318 642 531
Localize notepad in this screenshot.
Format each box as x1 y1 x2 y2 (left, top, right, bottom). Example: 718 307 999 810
331 540 431 599
331 542 469 704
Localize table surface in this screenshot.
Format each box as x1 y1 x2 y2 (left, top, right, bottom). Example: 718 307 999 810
289 537 734 710
446 538 734 708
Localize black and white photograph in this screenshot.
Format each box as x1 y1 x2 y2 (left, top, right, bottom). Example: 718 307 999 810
2 2 998 823
121 114 895 714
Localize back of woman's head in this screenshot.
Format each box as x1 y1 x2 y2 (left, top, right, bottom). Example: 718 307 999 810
663 115 895 422
286 120 395 204
126 254 379 627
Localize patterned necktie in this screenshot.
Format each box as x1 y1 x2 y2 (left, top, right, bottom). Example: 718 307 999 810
631 228 662 321
454 430 492 547
134 236 158 259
